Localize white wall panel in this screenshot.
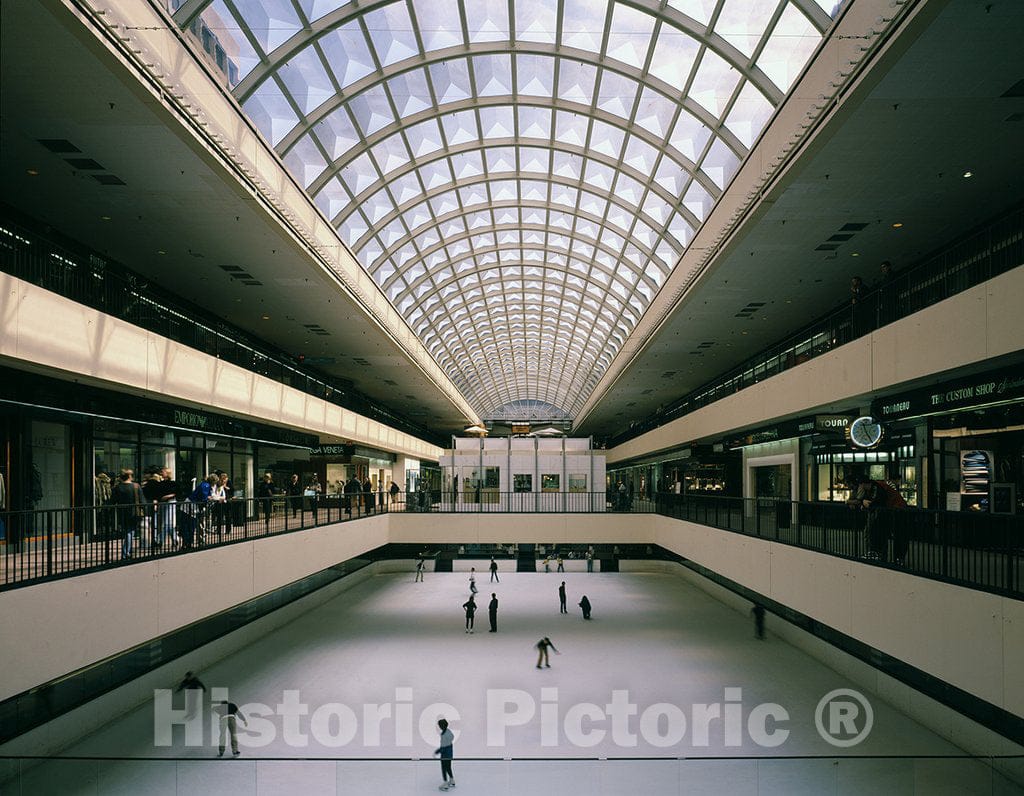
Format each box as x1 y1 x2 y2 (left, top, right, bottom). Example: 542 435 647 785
653 515 1019 717
610 266 1024 464
0 276 441 461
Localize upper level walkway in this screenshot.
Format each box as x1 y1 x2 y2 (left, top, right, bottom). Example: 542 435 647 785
3 493 1020 600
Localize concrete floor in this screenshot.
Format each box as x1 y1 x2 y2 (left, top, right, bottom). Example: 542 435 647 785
7 571 1020 795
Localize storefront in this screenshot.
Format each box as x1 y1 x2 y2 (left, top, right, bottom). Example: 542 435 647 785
802 413 923 506
310 443 396 499
725 421 808 505
0 368 319 533
607 444 741 502
659 445 741 497
724 413 914 507
873 364 1024 513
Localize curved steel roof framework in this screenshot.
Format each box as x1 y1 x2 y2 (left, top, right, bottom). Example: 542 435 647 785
176 0 838 421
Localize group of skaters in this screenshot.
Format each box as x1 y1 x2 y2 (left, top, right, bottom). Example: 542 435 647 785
440 558 592 648
542 548 596 573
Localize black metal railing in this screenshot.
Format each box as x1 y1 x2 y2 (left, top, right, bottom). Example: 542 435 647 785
402 490 636 513
0 212 445 447
604 206 1024 448
656 493 1023 599
0 491 649 590
4 491 1020 598
0 495 397 591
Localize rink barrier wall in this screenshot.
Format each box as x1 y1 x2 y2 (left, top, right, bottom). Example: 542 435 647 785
647 520 1024 743
387 512 632 545
0 562 381 763
0 556 437 764
0 516 389 702
621 559 1024 786
3 509 1022 766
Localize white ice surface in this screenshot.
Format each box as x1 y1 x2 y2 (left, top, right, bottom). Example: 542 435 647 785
14 571 1017 795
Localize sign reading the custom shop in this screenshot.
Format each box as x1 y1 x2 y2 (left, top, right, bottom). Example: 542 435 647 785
874 366 1024 420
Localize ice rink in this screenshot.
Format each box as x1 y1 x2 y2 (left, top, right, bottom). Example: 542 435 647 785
11 569 1017 795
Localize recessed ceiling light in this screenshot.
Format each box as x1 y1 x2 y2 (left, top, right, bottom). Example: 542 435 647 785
262 314 270 320
962 170 973 178
891 222 903 229
157 250 166 255
100 215 111 221
851 252 859 257
26 169 39 176
741 331 748 335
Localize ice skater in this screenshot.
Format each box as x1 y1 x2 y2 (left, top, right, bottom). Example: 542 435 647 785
212 699 248 757
176 670 206 719
490 557 499 582
434 717 455 790
751 603 766 640
463 594 477 633
579 595 591 620
558 581 567 614
488 593 498 632
469 567 478 595
556 555 564 572
586 549 594 572
415 558 425 582
543 557 550 573
536 636 559 668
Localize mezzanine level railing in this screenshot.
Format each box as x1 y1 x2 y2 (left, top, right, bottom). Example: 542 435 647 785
2 491 1019 599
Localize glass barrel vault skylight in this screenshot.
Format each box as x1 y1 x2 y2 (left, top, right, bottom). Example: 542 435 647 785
173 0 838 421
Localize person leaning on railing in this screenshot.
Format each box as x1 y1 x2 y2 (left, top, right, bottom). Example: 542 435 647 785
847 475 908 563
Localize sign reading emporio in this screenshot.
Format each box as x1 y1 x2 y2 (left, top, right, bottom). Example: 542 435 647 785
173 408 228 434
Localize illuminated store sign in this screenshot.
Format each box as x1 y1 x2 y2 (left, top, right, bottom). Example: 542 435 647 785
873 366 1024 420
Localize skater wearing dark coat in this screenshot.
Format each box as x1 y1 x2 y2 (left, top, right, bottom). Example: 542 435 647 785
176 671 206 719
536 636 559 668
579 595 592 620
488 593 498 632
751 603 766 640
463 595 477 633
490 557 499 582
558 581 567 614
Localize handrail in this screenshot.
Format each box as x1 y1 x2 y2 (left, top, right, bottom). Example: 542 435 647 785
654 492 1023 600
3 491 1020 599
0 494 395 591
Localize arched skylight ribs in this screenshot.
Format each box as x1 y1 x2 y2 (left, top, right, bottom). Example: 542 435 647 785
180 0 835 419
